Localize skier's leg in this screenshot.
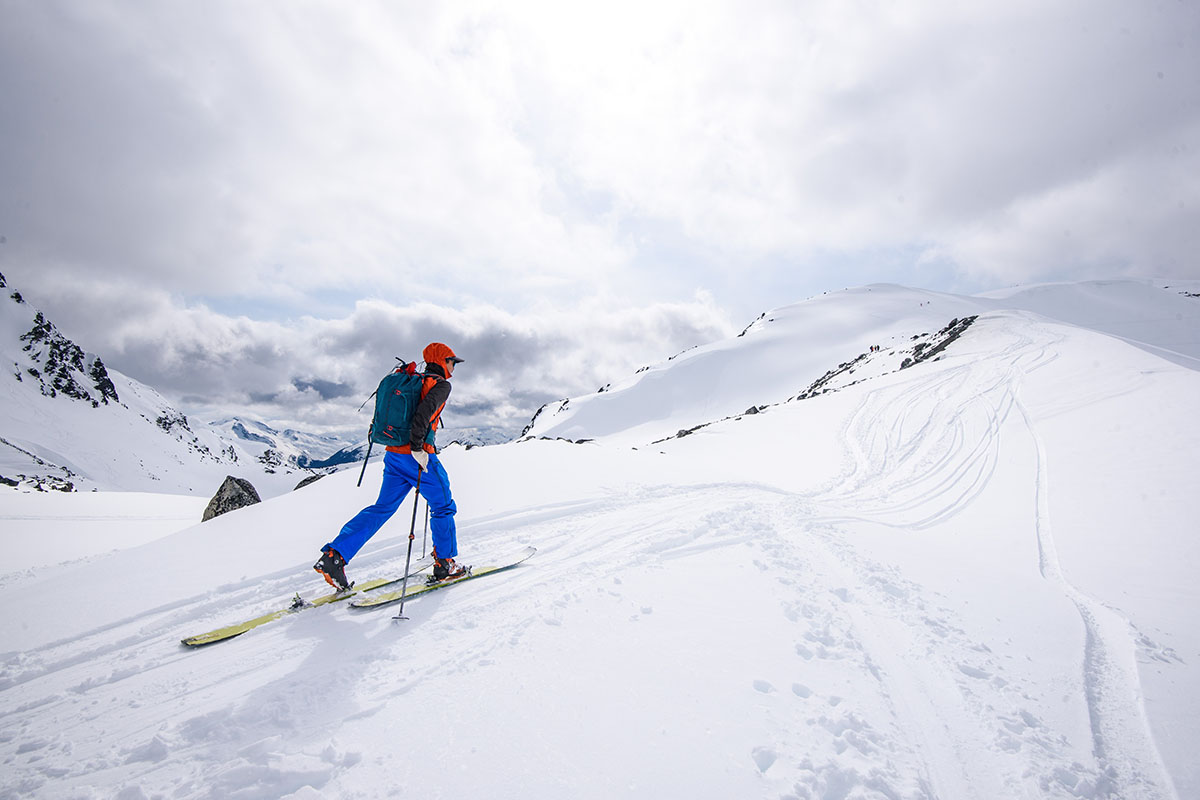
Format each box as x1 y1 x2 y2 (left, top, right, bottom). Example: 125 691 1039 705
418 455 459 559
323 451 414 561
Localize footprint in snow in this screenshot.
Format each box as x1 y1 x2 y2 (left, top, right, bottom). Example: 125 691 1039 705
868 576 909 599
1001 710 1042 734
752 746 778 773
957 663 991 680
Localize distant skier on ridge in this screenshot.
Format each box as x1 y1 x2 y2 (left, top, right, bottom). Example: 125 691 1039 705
313 342 467 591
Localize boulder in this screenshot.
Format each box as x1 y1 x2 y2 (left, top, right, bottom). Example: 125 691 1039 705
202 476 262 521
294 474 324 491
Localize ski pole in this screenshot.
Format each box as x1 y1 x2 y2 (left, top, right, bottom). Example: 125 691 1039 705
357 439 374 488
393 468 423 621
421 502 430 559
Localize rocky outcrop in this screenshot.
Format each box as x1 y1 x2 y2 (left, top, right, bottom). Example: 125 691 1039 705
155 410 191 435
18 311 119 407
898 316 978 370
294 474 324 491
795 353 870 401
202 476 262 521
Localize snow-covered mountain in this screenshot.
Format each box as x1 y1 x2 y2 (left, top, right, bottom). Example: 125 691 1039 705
0 272 340 496
524 280 1200 446
207 417 364 470
1 279 1197 800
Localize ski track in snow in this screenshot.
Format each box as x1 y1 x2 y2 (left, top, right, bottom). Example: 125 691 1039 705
0 316 1188 799
780 316 1177 800
1018 395 1177 800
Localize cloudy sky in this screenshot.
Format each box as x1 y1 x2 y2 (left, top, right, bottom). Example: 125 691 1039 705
1 0 1196 439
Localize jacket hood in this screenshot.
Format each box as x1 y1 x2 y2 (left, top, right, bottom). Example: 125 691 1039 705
422 342 463 367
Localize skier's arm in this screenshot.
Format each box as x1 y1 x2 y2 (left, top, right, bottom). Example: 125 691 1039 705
409 379 452 451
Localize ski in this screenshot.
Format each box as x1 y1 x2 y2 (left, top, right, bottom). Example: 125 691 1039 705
350 546 536 610
181 556 434 647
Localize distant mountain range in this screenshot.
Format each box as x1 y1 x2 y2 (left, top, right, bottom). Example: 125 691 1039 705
207 417 367 470
0 271 362 496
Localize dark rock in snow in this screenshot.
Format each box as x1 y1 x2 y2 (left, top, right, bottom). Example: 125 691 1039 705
202 476 262 521
156 410 191 434
899 316 977 370
294 474 324 491
18 311 119 406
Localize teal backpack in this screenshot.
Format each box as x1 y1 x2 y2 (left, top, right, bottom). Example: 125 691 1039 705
369 361 441 448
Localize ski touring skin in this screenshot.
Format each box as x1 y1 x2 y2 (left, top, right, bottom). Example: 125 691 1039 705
180 556 434 647
350 546 537 611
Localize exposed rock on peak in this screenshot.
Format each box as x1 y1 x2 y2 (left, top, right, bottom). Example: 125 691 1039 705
18 311 119 407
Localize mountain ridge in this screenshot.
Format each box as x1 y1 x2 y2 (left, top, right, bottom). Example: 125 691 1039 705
523 280 1199 446
0 272 337 495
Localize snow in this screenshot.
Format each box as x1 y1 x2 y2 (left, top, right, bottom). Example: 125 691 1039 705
1 281 1197 799
0 491 207 575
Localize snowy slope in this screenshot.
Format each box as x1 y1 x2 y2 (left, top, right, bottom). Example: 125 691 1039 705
979 279 1200 365
0 281 1197 800
0 274 328 497
525 279 1200 447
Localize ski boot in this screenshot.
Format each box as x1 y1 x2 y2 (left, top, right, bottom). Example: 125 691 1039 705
313 547 352 591
430 553 469 584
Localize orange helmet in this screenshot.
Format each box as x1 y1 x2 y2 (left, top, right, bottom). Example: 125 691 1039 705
423 342 464 366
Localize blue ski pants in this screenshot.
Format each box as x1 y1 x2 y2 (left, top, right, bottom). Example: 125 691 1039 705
324 450 458 562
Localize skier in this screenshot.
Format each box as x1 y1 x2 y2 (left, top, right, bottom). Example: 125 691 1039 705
313 342 467 591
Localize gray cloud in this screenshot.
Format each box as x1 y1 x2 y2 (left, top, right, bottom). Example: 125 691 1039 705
4 1 1196 315
291 378 357 401
2 0 1196 439
13 281 733 439
0 1 634 318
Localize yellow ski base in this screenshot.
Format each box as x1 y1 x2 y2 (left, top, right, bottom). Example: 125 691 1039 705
350 546 536 610
181 561 431 647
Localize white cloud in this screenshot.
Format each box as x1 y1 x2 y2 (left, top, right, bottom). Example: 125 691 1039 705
933 140 1200 284
5 0 1195 309
23 277 733 438
490 0 1200 283
2 0 1196 436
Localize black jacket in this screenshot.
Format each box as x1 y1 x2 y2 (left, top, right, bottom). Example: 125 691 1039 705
408 363 452 452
